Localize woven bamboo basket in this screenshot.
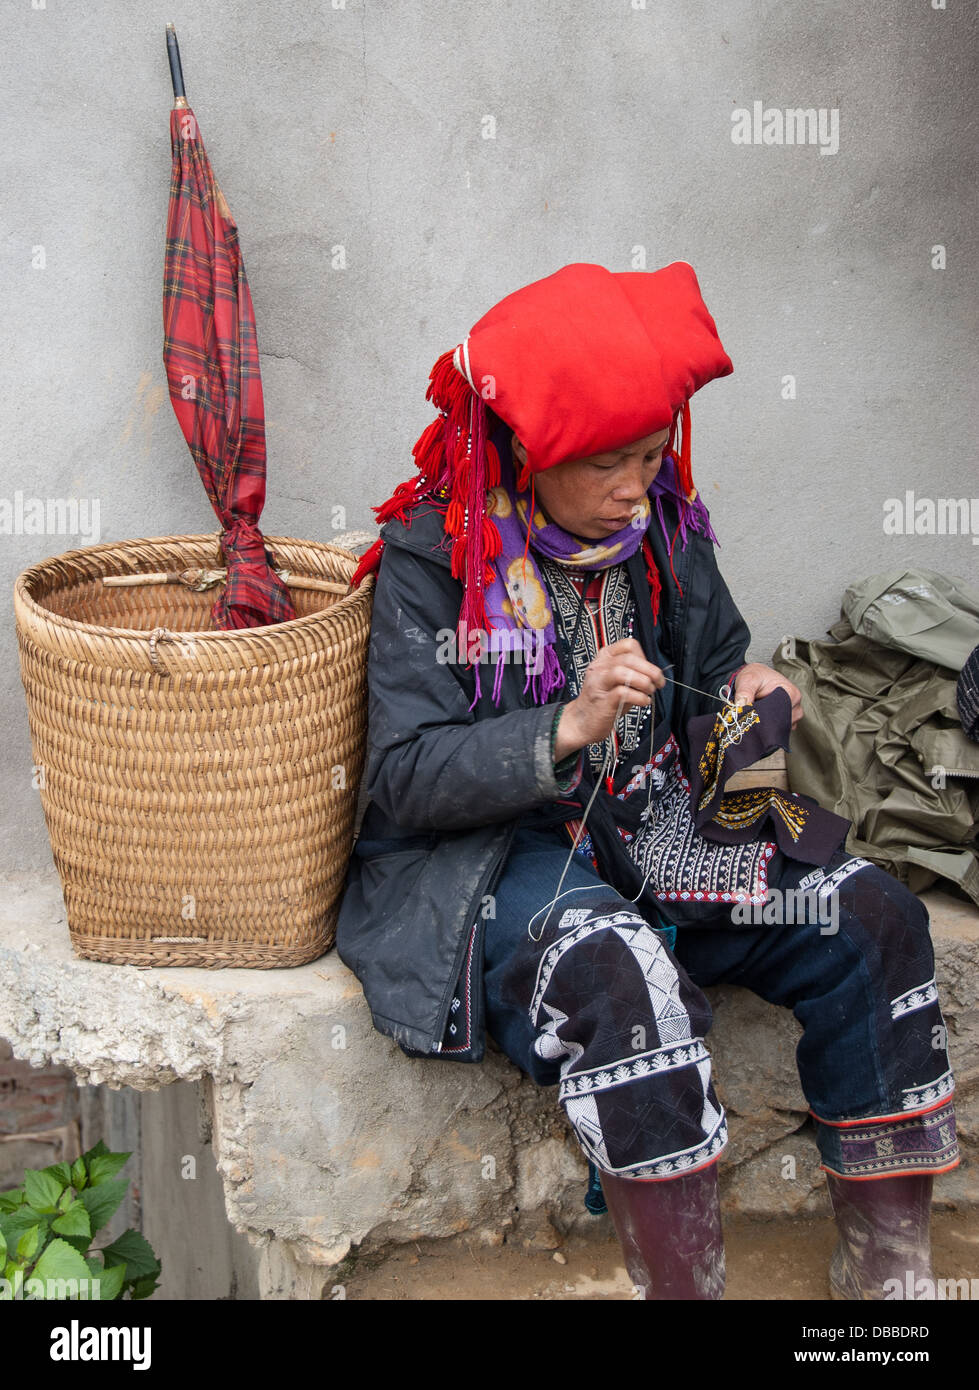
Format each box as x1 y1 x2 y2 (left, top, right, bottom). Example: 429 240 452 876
14 533 374 968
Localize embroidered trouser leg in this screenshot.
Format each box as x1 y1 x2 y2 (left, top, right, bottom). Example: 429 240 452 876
485 831 959 1182
671 846 959 1180
487 830 727 1178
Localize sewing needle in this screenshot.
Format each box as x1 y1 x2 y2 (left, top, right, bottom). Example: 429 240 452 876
658 663 740 711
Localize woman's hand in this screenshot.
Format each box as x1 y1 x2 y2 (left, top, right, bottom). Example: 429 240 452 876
732 662 804 730
554 638 666 761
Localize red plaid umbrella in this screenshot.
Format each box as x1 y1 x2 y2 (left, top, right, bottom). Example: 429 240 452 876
162 26 295 630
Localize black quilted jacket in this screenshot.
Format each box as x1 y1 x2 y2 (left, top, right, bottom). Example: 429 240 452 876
335 491 751 1061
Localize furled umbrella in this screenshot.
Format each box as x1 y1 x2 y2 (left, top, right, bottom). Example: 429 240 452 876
162 24 296 629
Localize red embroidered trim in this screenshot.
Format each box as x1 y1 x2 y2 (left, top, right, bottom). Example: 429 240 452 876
817 1158 961 1182
808 1090 954 1128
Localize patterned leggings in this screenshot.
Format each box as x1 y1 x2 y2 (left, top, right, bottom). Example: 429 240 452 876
486 829 959 1181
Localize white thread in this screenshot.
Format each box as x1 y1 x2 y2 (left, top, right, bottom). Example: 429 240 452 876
528 740 617 941
528 670 742 942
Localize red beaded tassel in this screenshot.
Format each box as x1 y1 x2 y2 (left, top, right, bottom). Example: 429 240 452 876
642 533 662 625
443 390 502 677
674 396 695 503
352 347 484 588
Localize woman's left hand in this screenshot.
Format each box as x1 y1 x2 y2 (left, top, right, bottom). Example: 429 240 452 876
732 662 804 729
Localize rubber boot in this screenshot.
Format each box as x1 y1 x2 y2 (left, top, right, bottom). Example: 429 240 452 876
826 1172 935 1301
600 1162 725 1300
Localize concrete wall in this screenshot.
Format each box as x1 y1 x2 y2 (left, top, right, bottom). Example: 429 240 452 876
2 872 976 1299
3 0 977 871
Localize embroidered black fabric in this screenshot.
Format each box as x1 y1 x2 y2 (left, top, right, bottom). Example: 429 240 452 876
536 555 673 773
685 687 851 866
524 554 780 929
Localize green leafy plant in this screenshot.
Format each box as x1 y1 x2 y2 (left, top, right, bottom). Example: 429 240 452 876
0 1140 161 1300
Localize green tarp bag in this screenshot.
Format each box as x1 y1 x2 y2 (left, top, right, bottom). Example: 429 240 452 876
771 568 979 906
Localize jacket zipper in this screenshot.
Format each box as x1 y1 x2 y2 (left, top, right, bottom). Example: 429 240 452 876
430 818 518 1052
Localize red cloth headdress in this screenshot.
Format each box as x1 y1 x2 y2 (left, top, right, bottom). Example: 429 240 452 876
352 261 733 644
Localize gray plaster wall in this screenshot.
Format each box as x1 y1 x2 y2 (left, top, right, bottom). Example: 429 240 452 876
3 1 977 871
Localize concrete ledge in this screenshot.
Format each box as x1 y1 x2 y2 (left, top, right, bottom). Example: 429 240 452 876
1 867 977 1296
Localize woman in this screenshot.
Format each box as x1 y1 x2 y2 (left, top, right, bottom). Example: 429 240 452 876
337 261 959 1300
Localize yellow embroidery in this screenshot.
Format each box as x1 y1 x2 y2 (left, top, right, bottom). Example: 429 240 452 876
696 703 761 812
712 788 809 842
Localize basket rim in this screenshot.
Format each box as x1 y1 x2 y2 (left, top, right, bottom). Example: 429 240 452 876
13 531 376 645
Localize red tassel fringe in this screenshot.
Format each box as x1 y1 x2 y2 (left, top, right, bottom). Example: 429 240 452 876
349 535 385 589
642 534 662 625
675 397 695 502
356 359 690 626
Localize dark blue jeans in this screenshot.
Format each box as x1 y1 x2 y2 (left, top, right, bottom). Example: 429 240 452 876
485 827 959 1181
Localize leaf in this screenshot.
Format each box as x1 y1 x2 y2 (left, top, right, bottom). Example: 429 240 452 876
0 1230 6 1265
57 1187 73 1213
0 1206 52 1249
43 1162 72 1190
82 1262 127 1301
56 1233 92 1257
51 1200 91 1239
0 1187 25 1213
101 1229 160 1280
70 1156 88 1190
1 1212 24 1251
15 1225 42 1262
79 1138 110 1166
31 1238 92 1298
78 1178 128 1234
127 1273 161 1300
87 1152 131 1186
105 1263 129 1300
23 1169 64 1214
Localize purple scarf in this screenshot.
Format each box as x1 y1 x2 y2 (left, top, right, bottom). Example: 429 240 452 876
466 418 719 710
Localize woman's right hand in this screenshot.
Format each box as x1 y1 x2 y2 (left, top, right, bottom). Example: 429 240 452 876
553 638 667 762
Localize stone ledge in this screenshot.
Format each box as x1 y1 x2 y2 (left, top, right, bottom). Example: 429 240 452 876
1 867 976 1279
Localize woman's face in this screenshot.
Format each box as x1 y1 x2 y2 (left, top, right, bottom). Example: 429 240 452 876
511 427 671 541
